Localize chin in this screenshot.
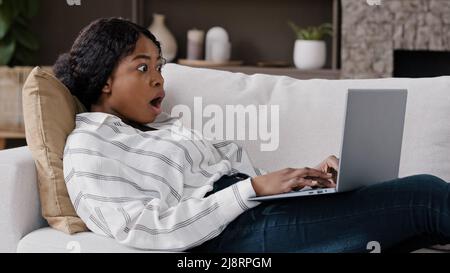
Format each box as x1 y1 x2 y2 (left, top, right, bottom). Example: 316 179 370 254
143 114 158 124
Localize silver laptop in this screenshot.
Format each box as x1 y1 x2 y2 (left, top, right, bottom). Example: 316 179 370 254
248 89 408 201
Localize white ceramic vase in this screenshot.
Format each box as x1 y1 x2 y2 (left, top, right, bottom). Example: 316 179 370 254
293 40 326 70
148 13 178 62
205 27 231 62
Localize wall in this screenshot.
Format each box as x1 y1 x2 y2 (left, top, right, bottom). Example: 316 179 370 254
341 0 450 78
30 0 334 67
143 0 334 66
30 0 132 65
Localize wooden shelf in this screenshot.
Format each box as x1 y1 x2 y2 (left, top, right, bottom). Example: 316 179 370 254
0 130 25 138
134 0 340 69
0 129 25 150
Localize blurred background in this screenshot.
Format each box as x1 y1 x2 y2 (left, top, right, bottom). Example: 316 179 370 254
1 0 450 149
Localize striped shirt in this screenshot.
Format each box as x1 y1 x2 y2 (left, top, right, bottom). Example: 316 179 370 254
63 111 266 251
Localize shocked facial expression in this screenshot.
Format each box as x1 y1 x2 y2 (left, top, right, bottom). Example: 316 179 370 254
98 35 166 125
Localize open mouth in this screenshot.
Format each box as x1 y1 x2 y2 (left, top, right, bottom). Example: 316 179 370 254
149 97 163 108
148 93 164 114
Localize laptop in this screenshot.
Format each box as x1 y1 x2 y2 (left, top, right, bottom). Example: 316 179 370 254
248 89 408 201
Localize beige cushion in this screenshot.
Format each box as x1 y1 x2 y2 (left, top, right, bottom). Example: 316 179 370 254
22 66 88 234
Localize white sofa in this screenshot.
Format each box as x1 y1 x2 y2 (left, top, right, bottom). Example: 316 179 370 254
1 64 449 253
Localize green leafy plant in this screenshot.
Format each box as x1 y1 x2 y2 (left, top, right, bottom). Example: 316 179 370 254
288 21 333 41
0 0 39 66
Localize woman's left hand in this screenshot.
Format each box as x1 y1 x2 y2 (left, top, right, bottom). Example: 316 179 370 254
313 155 339 186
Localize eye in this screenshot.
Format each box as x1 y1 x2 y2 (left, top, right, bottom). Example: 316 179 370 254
156 63 163 72
156 58 167 72
137 64 148 73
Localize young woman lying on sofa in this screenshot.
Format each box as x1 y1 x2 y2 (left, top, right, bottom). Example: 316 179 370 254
55 17 450 252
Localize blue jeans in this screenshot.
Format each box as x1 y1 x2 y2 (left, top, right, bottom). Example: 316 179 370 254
189 174 450 253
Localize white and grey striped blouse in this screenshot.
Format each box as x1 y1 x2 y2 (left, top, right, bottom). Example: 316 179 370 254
63 111 266 251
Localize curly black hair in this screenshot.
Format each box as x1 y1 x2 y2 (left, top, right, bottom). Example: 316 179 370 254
53 17 162 110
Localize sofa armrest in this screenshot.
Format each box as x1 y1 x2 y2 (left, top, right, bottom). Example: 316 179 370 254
0 146 47 252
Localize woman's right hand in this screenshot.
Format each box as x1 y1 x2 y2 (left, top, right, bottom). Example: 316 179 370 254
250 167 334 196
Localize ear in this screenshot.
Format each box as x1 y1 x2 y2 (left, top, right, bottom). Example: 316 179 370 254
101 77 113 94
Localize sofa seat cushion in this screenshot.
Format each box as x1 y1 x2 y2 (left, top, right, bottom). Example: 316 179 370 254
16 227 174 253
17 228 447 253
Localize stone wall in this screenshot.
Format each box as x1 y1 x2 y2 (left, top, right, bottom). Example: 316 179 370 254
341 0 450 78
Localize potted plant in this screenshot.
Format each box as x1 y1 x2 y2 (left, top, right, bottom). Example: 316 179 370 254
0 0 39 66
288 21 332 70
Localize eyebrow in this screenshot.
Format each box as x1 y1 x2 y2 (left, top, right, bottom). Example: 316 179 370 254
131 54 162 61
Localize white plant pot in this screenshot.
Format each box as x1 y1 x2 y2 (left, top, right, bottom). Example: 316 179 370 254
293 40 326 70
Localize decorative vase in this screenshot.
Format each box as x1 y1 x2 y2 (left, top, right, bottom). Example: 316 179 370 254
205 27 231 62
187 29 205 60
293 40 326 70
148 13 178 62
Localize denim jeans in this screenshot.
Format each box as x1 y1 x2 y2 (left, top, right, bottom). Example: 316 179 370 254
189 173 450 253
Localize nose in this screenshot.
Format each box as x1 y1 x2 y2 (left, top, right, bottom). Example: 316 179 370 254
151 72 164 88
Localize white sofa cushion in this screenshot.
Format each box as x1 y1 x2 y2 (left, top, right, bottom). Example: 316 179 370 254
0 147 47 252
16 227 446 253
17 228 175 253
162 64 450 182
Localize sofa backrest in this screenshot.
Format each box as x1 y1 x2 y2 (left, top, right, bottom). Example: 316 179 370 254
162 64 450 181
